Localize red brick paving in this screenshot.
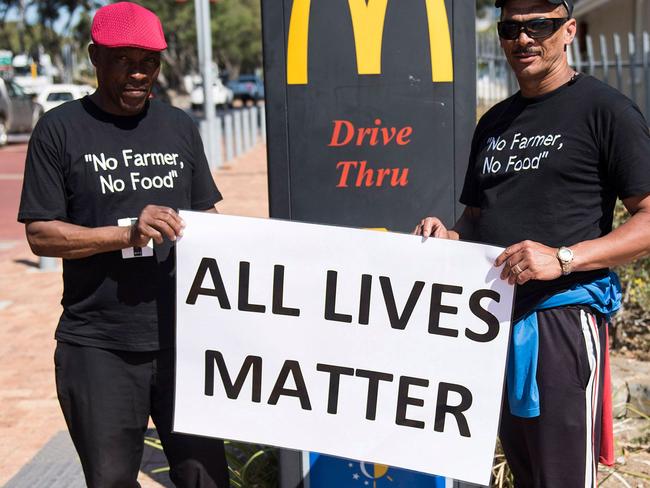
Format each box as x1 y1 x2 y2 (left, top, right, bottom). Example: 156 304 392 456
0 143 28 241
0 142 269 485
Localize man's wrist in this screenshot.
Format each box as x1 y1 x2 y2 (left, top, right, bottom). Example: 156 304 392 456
121 224 135 249
556 246 575 275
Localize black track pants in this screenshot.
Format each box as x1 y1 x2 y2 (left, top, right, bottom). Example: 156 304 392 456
54 342 230 488
499 306 607 488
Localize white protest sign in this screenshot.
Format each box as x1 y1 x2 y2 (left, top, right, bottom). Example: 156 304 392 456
174 212 514 486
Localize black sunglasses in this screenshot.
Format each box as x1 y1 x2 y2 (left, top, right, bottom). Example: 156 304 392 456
497 18 569 40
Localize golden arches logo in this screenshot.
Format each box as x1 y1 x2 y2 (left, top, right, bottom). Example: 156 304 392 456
287 0 454 85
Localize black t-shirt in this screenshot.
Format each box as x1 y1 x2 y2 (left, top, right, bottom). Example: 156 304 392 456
460 75 650 319
18 97 222 351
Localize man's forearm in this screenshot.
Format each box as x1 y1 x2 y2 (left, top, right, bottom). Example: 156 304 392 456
496 195 650 285
26 220 131 259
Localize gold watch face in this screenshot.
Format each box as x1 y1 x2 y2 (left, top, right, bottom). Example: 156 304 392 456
558 248 573 262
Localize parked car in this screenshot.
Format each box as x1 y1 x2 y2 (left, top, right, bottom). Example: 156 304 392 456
12 53 57 95
227 75 265 103
36 84 94 113
0 77 43 146
190 79 234 110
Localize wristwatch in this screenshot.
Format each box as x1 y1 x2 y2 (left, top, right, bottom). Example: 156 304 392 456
556 246 574 275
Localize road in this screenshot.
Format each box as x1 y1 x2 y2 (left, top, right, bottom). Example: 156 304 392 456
0 143 28 242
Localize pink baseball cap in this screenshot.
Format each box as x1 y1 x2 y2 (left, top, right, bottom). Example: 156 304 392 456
91 2 167 52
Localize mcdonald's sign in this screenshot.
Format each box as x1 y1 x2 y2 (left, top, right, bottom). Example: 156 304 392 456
286 0 454 84
262 1 477 481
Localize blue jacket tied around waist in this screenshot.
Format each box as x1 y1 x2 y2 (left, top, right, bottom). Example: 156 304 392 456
507 272 622 418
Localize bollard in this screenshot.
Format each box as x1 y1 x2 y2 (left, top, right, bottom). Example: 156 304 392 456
214 115 224 168
224 113 235 163
242 107 252 152
233 110 243 157
199 120 215 170
260 104 266 143
249 106 258 146
39 256 58 271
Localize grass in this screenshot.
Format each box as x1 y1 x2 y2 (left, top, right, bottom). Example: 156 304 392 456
143 435 277 487
491 439 515 488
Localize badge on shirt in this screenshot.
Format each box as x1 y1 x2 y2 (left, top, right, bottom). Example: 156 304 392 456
118 217 154 259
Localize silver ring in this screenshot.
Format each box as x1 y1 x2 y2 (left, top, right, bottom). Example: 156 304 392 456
512 264 523 275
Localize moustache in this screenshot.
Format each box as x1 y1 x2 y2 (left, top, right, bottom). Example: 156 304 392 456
513 48 541 55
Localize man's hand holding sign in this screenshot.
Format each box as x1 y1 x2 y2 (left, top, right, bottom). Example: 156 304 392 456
174 212 515 486
416 214 564 286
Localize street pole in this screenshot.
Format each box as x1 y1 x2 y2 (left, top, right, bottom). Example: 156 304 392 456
18 0 26 54
194 0 204 68
63 43 73 84
195 0 218 168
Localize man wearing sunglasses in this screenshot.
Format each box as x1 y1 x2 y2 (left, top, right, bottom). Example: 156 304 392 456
415 0 650 486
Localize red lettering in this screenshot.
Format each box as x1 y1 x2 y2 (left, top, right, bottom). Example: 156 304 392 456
336 161 358 187
329 120 355 147
381 127 397 145
336 161 410 188
328 119 413 147
391 168 409 187
355 161 375 187
376 168 391 186
396 127 413 145
356 128 374 146
370 119 381 145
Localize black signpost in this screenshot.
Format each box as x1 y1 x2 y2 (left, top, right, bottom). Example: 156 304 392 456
261 0 478 485
263 0 476 231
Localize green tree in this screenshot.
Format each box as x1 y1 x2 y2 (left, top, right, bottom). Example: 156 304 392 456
211 0 262 78
135 0 200 90
0 20 60 61
134 0 262 89
612 202 650 353
0 0 100 35
0 0 99 76
0 0 19 26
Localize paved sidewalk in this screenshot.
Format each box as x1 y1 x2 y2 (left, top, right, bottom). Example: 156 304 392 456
0 142 269 486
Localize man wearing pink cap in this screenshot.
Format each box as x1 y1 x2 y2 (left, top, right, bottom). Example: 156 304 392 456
18 3 229 487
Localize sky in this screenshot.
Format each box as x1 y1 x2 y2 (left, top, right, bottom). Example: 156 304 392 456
4 1 107 36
